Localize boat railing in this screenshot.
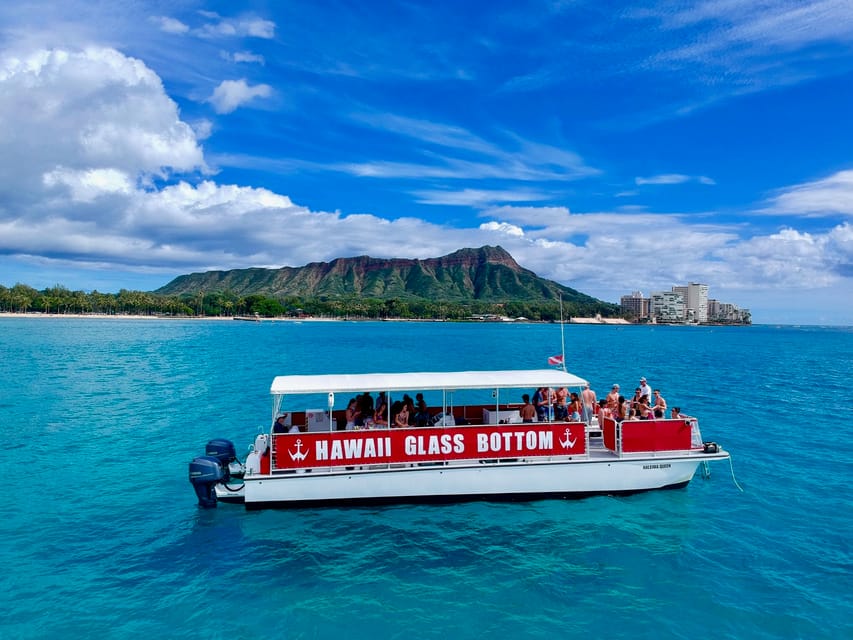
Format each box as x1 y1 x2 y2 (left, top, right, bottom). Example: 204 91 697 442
600 416 696 457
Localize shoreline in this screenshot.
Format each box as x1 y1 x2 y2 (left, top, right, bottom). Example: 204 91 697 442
0 311 764 326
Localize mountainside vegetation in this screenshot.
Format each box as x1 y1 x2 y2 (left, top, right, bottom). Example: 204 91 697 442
1 247 623 320
153 246 620 319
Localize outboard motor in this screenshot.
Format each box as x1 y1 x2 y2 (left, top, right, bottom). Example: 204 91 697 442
189 455 224 508
205 438 237 481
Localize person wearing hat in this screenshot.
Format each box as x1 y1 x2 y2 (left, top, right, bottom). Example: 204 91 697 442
639 377 652 403
272 413 289 434
606 384 620 412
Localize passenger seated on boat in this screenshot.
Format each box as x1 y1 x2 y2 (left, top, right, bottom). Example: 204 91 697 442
598 399 612 420
394 403 411 428
519 394 536 423
374 399 389 427
345 398 359 430
273 413 289 433
670 406 684 419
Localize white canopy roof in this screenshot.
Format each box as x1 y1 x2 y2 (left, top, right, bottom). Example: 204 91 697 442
270 369 588 396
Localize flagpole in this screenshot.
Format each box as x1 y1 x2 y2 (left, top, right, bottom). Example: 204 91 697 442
559 294 567 371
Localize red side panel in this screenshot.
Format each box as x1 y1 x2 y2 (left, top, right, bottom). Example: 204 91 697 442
602 417 618 452
621 419 692 452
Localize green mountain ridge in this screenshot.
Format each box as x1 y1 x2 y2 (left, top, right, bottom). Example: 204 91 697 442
155 245 617 312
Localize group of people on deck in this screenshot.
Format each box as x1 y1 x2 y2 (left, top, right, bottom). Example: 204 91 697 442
344 391 432 430
519 383 597 423
520 376 684 424
275 375 685 433
599 376 684 422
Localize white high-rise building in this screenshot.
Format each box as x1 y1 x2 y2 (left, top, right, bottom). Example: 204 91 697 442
650 291 685 322
672 283 708 323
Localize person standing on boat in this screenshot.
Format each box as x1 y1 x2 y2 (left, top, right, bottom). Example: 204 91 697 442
652 389 667 418
581 383 597 423
637 396 654 420
533 387 550 421
630 387 643 414
606 384 620 412
568 392 583 421
356 392 374 427
617 396 629 422
414 397 431 427
639 377 652 403
554 386 568 420
519 394 536 423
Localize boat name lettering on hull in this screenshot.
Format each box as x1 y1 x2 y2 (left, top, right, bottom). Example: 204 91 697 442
272 423 585 470
642 463 672 470
476 430 553 453
405 433 464 456
316 437 392 461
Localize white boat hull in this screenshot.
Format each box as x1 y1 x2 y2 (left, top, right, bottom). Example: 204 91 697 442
224 452 725 508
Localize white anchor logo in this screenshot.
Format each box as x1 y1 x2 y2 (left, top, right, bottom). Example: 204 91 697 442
560 428 577 449
289 439 309 462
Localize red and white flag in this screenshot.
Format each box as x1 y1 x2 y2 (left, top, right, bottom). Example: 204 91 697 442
547 354 564 366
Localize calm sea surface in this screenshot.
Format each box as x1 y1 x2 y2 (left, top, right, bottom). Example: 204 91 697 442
0 318 850 639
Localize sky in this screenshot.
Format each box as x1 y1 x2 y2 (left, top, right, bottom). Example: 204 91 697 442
1 1 852 324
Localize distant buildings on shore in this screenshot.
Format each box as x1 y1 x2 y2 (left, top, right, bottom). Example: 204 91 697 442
621 283 750 324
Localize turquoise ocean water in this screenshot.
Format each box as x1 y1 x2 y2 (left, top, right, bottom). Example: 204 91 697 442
0 318 850 639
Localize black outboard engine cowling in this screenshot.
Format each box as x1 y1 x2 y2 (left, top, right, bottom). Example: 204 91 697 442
205 438 237 481
189 455 224 508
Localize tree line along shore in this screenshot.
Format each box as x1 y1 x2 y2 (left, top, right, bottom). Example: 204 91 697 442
0 283 622 322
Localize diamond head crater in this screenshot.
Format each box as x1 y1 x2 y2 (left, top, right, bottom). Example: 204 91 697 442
0 246 620 321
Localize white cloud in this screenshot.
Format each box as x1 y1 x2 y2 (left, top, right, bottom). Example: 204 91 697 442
220 50 266 64
338 112 600 182
479 221 525 237
651 0 853 56
411 188 552 207
0 47 204 210
208 78 273 114
191 119 213 141
233 51 265 64
479 205 571 227
153 16 189 35
196 13 275 39
635 174 715 186
43 168 133 202
761 169 853 217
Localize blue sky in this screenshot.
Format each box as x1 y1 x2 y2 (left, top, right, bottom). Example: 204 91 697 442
1 1 852 324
